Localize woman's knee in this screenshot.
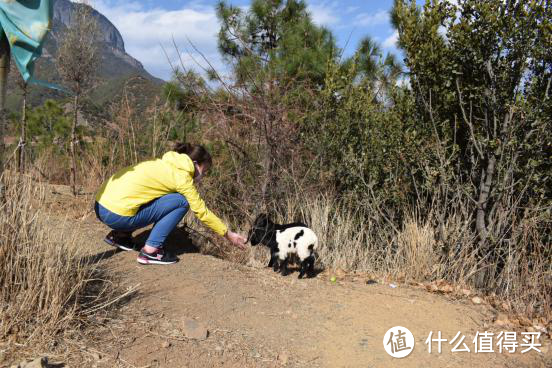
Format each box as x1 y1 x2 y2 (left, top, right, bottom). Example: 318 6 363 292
168 193 189 210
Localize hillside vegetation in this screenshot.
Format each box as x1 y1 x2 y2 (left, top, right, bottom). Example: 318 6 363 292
1 0 551 361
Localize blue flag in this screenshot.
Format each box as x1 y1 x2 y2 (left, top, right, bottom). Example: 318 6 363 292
0 0 68 92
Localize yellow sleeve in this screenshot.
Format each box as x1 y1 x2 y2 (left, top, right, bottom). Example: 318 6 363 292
176 174 228 236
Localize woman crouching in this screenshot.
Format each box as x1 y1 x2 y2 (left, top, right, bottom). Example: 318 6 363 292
94 143 247 265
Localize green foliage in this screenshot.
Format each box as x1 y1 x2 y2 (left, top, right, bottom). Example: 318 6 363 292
26 100 73 153
342 36 403 92
393 0 551 209
163 70 207 112
389 0 551 295
216 0 337 85
304 57 416 209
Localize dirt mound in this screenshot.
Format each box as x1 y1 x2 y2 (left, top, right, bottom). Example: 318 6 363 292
66 214 550 368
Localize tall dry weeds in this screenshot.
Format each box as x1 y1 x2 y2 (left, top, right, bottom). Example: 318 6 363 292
0 174 133 363
238 191 551 321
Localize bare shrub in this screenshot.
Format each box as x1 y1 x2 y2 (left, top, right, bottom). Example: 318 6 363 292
0 174 133 362
57 1 99 196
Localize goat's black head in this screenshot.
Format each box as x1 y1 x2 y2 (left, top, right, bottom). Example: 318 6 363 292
247 213 274 246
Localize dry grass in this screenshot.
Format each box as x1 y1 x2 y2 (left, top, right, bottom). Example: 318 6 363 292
0 174 134 365
233 192 551 322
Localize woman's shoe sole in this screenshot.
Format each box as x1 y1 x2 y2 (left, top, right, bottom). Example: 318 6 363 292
137 256 177 265
104 237 135 251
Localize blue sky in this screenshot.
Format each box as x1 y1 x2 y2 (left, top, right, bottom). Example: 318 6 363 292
85 0 401 81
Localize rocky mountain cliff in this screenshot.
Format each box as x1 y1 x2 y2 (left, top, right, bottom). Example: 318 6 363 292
54 0 125 51
52 0 146 72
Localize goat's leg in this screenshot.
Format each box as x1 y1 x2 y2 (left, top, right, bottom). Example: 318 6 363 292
298 258 309 279
306 255 315 278
268 254 276 268
280 257 289 276
272 253 280 272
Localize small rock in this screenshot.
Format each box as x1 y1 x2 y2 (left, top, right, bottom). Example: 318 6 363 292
461 289 472 296
161 341 171 349
20 357 47 368
91 352 101 361
472 296 482 304
215 345 223 352
278 352 289 365
494 313 509 326
182 318 208 340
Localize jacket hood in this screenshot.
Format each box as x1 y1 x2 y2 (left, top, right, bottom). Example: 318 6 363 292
162 151 195 174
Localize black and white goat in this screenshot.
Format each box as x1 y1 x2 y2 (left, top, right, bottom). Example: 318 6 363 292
247 214 318 278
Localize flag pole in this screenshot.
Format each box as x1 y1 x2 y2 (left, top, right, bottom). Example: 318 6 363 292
0 31 10 192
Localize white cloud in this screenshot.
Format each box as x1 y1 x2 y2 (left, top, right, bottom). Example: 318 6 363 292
79 0 224 81
382 30 398 49
353 10 389 27
308 2 341 26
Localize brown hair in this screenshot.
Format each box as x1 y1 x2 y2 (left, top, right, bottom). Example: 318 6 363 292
173 142 212 168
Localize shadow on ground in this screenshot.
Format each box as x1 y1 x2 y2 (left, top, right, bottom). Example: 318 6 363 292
133 226 199 255
81 226 199 266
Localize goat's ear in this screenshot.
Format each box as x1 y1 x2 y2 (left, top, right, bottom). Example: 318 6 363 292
253 213 266 224
254 213 270 226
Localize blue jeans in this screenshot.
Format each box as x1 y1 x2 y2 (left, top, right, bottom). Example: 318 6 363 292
94 193 189 248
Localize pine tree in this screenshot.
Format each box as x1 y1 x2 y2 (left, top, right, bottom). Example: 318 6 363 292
216 0 337 86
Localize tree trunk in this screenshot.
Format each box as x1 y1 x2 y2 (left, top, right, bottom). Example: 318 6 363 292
18 85 27 174
474 132 499 288
70 94 79 196
476 154 496 246
0 33 10 197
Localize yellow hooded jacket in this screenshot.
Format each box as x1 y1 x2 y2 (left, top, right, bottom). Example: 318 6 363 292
95 151 228 236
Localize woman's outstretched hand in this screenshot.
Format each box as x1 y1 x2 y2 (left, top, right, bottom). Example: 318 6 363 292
225 231 248 249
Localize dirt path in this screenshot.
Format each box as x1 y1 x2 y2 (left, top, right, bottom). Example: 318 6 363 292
46 189 550 368
66 221 548 368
